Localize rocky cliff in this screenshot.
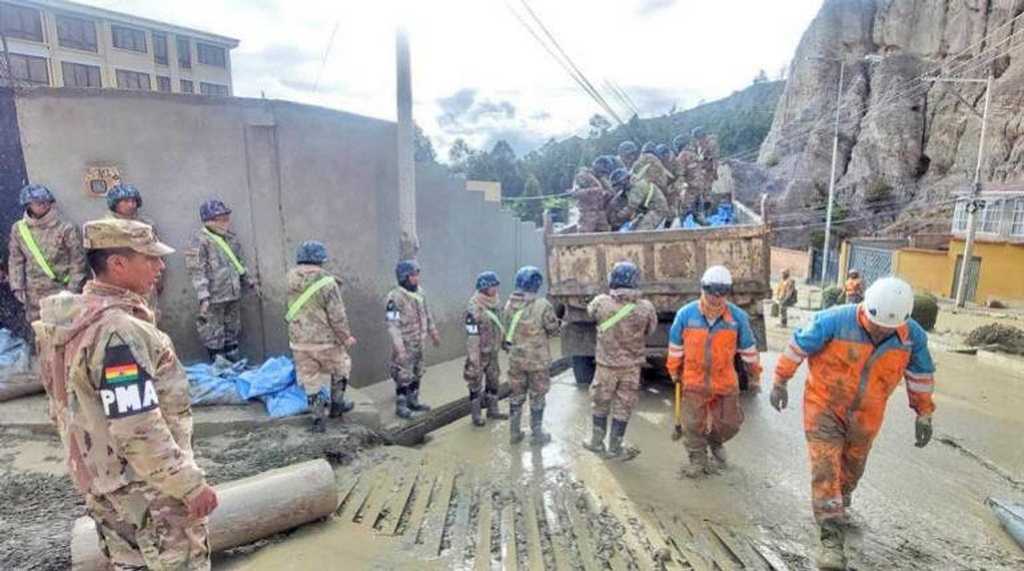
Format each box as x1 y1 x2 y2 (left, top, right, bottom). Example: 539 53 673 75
750 0 1024 247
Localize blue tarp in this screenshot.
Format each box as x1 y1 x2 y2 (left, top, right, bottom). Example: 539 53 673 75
185 355 326 418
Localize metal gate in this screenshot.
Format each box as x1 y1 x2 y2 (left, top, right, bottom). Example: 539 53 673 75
809 247 839 285
951 255 981 303
847 245 894 286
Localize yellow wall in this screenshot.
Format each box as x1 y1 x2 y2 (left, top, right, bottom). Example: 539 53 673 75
893 249 954 297
895 239 1024 303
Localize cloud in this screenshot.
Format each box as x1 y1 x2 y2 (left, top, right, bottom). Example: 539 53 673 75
635 0 677 16
437 88 479 127
436 89 518 130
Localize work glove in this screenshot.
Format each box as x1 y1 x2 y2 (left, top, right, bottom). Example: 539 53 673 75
769 383 788 412
915 414 933 448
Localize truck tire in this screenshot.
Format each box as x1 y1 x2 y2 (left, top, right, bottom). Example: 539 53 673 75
572 356 596 385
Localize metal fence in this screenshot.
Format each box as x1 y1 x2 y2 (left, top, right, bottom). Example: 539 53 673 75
808 247 840 286
847 244 895 287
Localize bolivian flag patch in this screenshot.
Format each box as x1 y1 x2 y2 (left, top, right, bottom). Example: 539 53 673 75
100 340 158 419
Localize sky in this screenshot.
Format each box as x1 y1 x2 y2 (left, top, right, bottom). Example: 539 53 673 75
84 0 823 159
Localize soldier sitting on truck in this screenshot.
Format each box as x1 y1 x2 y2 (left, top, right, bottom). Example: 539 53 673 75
608 167 671 231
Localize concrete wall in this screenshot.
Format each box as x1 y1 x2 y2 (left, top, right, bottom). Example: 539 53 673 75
892 249 951 298
9 88 544 386
769 246 809 281
948 239 1024 304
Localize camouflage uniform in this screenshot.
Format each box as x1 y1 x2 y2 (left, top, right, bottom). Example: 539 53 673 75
587 289 658 422
632 153 674 195
689 135 720 195
503 292 560 410
665 154 689 218
626 179 671 230
463 291 503 409
108 211 163 319
287 264 353 423
33 220 210 570
7 207 87 327
386 286 438 404
570 169 611 233
184 226 255 354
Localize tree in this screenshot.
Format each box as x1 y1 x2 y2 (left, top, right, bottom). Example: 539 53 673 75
413 123 436 163
588 114 612 137
448 138 475 173
510 173 545 225
753 69 768 84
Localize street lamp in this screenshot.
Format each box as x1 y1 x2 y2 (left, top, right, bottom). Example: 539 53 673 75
921 74 993 308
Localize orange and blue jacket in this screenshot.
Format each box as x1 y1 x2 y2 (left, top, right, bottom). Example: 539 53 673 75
774 305 936 434
667 301 761 395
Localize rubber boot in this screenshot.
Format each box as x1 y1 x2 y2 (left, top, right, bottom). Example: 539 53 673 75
308 395 326 434
816 521 847 570
709 443 728 469
582 415 608 455
408 389 431 412
395 394 415 419
683 449 711 478
330 398 355 419
470 392 485 427
509 403 525 444
605 419 640 460
485 392 508 420
530 407 551 446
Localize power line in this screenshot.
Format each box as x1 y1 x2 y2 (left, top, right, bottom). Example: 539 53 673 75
313 19 341 93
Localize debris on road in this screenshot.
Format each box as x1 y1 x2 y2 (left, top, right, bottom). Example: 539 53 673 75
965 323 1024 355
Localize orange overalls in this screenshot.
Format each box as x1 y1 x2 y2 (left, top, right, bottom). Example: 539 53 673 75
774 305 936 522
667 300 762 453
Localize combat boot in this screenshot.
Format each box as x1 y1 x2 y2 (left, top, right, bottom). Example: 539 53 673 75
530 407 551 446
485 392 508 420
330 398 355 419
605 419 640 461
709 443 728 469
395 394 415 419
408 389 431 412
509 403 525 444
683 449 712 478
308 395 327 433
470 392 485 427
816 521 847 570
582 415 608 455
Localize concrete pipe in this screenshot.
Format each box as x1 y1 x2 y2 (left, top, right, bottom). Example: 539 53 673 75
72 459 339 570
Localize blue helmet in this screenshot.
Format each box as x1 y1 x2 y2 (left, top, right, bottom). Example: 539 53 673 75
672 134 688 154
514 266 543 293
592 155 616 177
609 167 631 189
396 259 421 285
296 240 328 264
106 183 142 211
618 141 638 157
609 261 640 289
655 144 671 161
199 199 232 221
475 271 500 291
19 184 55 207
640 141 657 155
691 126 706 139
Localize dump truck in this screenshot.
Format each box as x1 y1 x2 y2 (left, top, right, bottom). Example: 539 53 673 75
544 200 771 385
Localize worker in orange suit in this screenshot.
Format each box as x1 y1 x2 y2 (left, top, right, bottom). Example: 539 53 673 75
770 276 935 570
844 269 864 303
666 265 762 478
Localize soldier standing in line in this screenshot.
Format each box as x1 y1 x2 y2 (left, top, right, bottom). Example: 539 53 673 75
106 184 163 319
463 271 508 426
286 241 357 433
503 266 561 445
386 259 440 419
184 199 259 362
7 184 87 343
582 262 658 460
33 218 217 569
568 167 611 233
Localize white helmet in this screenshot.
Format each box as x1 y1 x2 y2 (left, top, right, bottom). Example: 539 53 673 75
863 276 914 328
701 265 733 286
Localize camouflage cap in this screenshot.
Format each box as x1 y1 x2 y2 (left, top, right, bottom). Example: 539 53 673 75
82 218 175 257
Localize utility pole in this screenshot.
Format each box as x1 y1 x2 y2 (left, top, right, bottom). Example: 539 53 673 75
395 27 419 261
820 59 845 286
923 74 993 307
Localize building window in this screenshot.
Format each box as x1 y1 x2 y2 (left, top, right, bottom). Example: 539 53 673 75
5 52 49 85
61 61 101 88
952 200 968 233
196 43 226 67
56 14 97 52
199 82 229 96
0 3 43 42
979 199 1003 234
153 32 168 65
1011 199 1024 237
116 69 151 91
156 75 171 92
176 36 191 68
180 79 193 93
111 25 147 53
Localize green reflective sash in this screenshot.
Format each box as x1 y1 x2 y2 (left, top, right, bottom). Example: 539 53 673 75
203 228 246 275
16 220 69 284
598 303 637 333
400 288 424 304
643 182 654 208
285 276 335 322
505 308 526 343
484 309 505 336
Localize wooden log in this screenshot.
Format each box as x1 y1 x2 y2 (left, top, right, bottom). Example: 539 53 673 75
72 459 338 570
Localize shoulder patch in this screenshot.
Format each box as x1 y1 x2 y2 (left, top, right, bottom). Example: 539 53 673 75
386 299 400 322
465 311 479 335
100 336 158 419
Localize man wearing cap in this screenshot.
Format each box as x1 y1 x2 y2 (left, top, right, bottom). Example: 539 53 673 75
33 218 217 570
770 276 935 570
106 183 163 319
386 260 441 419
7 184 87 338
184 199 259 362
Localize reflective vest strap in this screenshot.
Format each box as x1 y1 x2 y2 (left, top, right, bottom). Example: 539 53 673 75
17 220 68 284
203 228 246 275
643 183 654 208
505 308 526 343
598 303 637 333
484 309 505 335
285 276 335 322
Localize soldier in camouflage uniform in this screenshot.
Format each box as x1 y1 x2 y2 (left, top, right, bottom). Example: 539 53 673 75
617 140 639 170
609 168 670 231
7 184 87 340
386 260 440 419
503 266 561 445
287 241 356 433
568 168 611 233
106 184 164 319
184 199 259 362
688 127 720 212
592 156 626 230
583 262 658 460
464 271 508 426
633 142 675 193
33 218 218 570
